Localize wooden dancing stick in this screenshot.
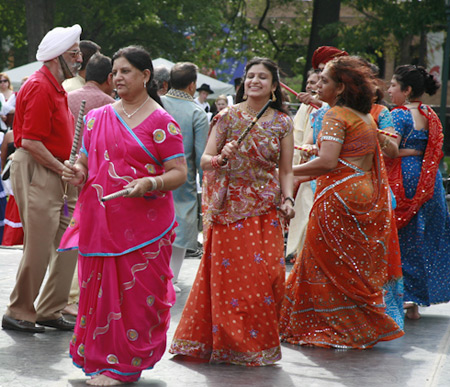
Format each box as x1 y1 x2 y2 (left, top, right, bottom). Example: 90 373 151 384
282 82 399 140
69 100 86 165
238 99 272 144
101 188 132 202
377 129 398 138
63 99 86 217
294 145 311 152
222 99 272 165
280 82 320 110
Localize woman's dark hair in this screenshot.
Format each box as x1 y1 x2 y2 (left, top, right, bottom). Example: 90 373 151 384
393 64 440 99
326 56 374 114
112 45 162 105
235 57 287 114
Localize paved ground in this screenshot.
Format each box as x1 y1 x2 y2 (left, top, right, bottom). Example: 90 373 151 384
1 246 450 387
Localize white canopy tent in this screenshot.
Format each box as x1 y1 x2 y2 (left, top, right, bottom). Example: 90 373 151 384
4 61 42 90
4 58 235 99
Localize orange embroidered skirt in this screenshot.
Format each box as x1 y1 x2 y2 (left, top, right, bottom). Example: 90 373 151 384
169 210 286 365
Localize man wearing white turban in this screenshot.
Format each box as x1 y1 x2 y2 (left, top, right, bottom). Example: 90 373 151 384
2 24 83 333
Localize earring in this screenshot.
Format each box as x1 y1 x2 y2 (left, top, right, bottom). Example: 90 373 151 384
242 94 248 101
271 91 277 102
144 81 147 88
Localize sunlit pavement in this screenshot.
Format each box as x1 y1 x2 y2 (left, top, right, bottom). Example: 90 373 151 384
1 246 449 387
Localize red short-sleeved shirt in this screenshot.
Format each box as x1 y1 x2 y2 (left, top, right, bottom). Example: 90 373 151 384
13 65 74 160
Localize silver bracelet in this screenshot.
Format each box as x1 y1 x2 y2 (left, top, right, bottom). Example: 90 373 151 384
147 176 157 191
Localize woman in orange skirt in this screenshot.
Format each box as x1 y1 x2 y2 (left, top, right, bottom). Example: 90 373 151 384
169 57 295 365
279 56 404 349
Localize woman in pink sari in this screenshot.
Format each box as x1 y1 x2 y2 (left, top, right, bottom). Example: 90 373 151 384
61 46 187 386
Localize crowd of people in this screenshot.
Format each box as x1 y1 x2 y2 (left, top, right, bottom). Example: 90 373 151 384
0 23 449 385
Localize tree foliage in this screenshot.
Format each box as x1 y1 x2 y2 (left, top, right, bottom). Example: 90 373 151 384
2 0 448 84
1 0 312 81
339 0 448 66
0 0 27 68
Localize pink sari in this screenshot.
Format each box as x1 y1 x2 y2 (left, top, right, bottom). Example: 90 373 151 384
65 105 184 382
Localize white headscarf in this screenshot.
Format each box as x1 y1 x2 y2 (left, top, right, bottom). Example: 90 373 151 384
36 24 82 62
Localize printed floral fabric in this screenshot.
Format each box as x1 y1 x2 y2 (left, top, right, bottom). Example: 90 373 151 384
170 210 286 365
279 106 404 348
202 106 293 230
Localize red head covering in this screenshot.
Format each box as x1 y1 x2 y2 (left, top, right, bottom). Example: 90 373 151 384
312 46 349 70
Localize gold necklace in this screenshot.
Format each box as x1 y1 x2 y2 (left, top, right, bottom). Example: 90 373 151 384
121 96 150 119
245 101 271 118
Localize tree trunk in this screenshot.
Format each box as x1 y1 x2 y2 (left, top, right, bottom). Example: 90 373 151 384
418 30 427 67
303 0 341 89
25 0 54 62
399 35 413 66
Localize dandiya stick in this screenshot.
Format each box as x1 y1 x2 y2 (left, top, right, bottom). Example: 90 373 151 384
63 100 86 217
238 99 272 144
101 188 132 202
282 82 399 140
377 129 398 138
280 82 320 110
222 99 272 164
69 100 86 165
294 145 311 152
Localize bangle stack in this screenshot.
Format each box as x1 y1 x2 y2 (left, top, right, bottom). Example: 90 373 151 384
210 155 225 169
147 176 157 191
284 196 295 206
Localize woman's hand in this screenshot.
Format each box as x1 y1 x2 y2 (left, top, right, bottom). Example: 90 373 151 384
377 129 400 158
61 160 86 186
123 177 154 197
296 92 321 108
220 140 239 162
299 144 318 162
278 200 295 221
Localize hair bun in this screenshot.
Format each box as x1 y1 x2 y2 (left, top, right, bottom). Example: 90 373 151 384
418 66 440 96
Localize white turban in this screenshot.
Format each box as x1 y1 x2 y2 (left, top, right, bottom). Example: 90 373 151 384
36 24 82 62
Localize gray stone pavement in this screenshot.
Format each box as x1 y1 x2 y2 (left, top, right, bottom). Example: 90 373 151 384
1 246 450 387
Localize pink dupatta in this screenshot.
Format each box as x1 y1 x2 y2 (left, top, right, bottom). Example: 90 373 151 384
60 104 184 256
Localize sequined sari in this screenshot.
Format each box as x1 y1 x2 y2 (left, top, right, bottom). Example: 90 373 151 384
389 104 450 306
280 106 404 348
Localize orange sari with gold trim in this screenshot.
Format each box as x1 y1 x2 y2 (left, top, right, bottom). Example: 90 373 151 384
280 107 404 348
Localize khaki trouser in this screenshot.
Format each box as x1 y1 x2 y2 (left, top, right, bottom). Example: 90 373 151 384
6 148 78 322
68 262 79 305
